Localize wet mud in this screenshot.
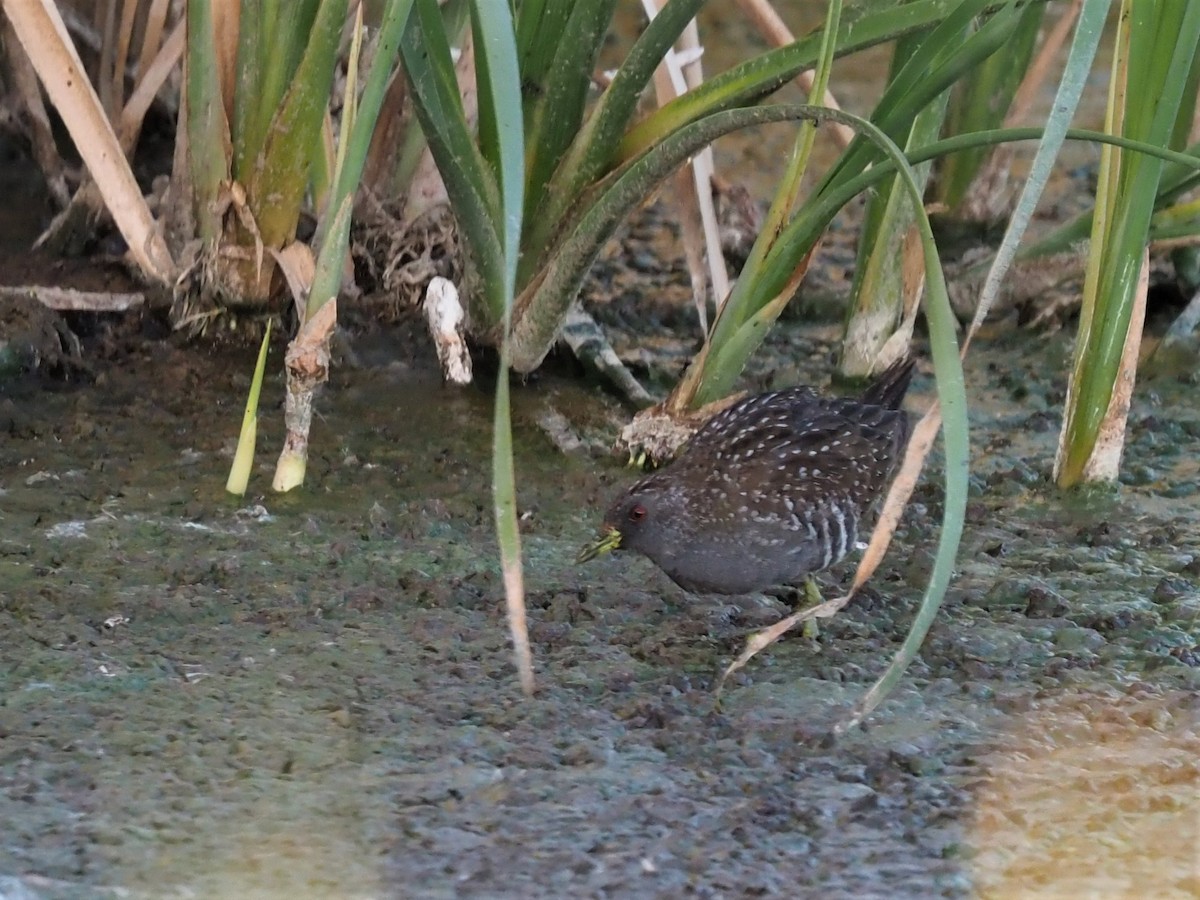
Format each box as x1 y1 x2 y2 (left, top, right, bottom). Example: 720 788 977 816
1 313 1197 898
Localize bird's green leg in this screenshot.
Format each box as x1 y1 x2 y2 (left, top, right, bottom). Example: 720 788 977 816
801 576 822 640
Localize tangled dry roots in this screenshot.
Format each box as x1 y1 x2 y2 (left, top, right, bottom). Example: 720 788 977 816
352 201 461 320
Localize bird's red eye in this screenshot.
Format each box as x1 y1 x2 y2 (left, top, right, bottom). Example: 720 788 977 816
629 504 647 522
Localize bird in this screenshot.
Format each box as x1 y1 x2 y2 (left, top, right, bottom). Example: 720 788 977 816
576 356 914 598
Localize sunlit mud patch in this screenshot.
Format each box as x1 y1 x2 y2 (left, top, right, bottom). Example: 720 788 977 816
148 795 386 899
969 685 1200 898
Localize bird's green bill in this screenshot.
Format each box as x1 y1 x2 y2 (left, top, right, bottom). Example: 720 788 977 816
575 527 622 564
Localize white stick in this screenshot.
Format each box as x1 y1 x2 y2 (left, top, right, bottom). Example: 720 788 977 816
424 277 473 385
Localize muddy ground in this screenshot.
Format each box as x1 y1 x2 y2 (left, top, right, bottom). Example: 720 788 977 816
2 262 1199 900
0 29 1197 891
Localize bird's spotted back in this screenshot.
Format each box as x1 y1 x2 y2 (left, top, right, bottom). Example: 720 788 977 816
672 394 908 512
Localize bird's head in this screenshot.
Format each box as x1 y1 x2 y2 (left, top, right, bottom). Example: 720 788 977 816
575 481 680 564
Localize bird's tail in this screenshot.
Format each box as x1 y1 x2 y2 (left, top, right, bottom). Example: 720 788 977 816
860 355 915 409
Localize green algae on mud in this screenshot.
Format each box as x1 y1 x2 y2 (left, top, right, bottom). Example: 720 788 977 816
1 322 1198 897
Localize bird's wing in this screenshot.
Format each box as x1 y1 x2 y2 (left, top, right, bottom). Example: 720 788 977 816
682 387 822 460
678 403 905 503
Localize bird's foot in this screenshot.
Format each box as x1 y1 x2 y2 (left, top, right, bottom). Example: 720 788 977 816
800 577 823 640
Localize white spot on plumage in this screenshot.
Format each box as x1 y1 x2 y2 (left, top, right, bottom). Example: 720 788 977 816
829 500 848 561
817 515 833 568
